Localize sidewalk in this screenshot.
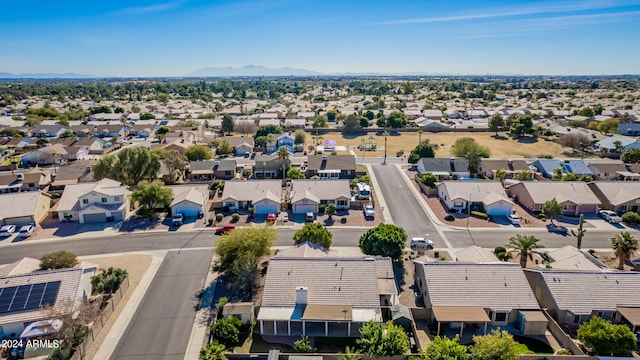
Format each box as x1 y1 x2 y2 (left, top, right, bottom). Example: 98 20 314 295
184 256 218 360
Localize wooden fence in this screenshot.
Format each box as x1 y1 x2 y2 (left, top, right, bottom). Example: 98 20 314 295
70 276 130 360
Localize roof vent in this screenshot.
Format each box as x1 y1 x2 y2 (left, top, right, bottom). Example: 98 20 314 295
295 286 308 305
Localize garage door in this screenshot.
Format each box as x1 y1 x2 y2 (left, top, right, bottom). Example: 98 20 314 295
486 202 513 216
172 206 201 217
293 204 317 214
83 213 107 223
111 211 125 221
254 202 279 215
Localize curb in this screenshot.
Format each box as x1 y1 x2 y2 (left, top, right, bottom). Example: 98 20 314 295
184 256 218 360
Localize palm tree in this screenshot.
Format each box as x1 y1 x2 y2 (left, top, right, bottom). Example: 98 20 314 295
418 129 423 144
495 168 507 185
465 147 481 178
507 235 544 268
199 342 228 360
276 146 290 181
613 139 624 153
266 133 276 153
326 204 337 221
552 167 563 179
610 232 639 270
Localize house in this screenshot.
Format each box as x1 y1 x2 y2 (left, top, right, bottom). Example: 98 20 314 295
129 124 153 138
0 258 97 339
531 159 592 178
226 136 254 156
423 109 444 120
595 136 640 154
222 302 255 325
479 159 511 179
289 180 351 215
284 118 307 128
524 269 640 328
414 262 545 336
437 181 514 216
0 191 51 226
57 178 129 223
415 119 450 129
509 181 601 215
188 160 237 181
619 123 640 136
454 246 499 262
416 158 452 179
48 161 94 191
588 182 640 213
274 132 295 153
31 124 68 138
220 180 281 214
68 124 93 137
0 170 49 193
20 143 69 165
93 124 126 138
541 246 607 271
586 161 629 180
305 155 356 179
257 246 395 337
168 185 208 218
451 158 470 178
254 154 288 179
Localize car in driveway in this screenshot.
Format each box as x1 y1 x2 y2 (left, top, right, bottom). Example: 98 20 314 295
266 213 277 223
410 237 434 250
172 213 185 226
18 224 35 238
599 210 623 224
363 204 375 218
0 225 16 237
215 223 236 234
305 212 315 222
506 214 521 225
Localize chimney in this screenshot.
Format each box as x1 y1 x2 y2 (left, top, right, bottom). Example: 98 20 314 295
295 286 308 305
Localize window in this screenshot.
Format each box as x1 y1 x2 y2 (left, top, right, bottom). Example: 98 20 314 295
101 197 107 203
337 200 348 206
82 199 88 204
494 312 507 322
114 196 121 202
619 205 628 212
562 204 575 210
597 311 613 320
28 183 35 188
225 171 231 176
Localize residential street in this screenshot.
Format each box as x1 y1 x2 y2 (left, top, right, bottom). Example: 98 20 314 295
111 249 213 360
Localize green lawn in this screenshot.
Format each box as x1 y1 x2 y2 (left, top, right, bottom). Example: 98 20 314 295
513 336 555 354
233 333 294 353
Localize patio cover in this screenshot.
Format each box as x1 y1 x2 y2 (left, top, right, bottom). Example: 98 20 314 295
432 306 490 322
617 306 640 326
302 305 352 321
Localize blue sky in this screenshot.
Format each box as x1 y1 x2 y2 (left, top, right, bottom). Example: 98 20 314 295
1 0 640 76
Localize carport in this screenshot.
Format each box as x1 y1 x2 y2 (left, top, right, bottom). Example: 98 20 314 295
616 306 640 333
432 306 489 337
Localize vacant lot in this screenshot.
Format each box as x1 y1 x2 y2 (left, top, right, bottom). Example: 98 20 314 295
311 131 593 159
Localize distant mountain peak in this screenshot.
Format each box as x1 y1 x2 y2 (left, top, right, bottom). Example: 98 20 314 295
0 72 95 79
188 65 321 77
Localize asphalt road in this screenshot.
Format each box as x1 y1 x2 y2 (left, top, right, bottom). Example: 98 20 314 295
370 164 444 244
111 249 213 360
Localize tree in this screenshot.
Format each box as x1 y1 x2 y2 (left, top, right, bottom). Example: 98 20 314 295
621 148 640 163
558 133 591 150
159 149 188 183
577 316 636 356
451 137 491 158
613 140 624 152
293 223 333 248
418 172 438 188
596 118 619 134
287 167 306 179
507 235 544 268
610 231 639 270
91 267 128 294
216 140 233 156
294 129 306 145
327 109 338 122
338 346 362 360
408 141 436 164
41 299 99 358
359 224 407 262
276 145 290 180
571 214 587 249
255 124 282 138
312 115 328 130
422 335 468 360
155 125 170 136
542 198 562 224
359 116 370 128
199 342 228 360
325 203 337 220
470 329 518 360
40 250 78 270
131 180 173 212
386 111 407 128
514 170 533 181
465 147 481 178
577 106 595 118
221 113 234 135
185 145 213 161
93 147 161 186
489 114 504 136
213 226 276 297
211 316 242 346
140 112 156 120
357 321 409 356
510 115 533 137
343 114 362 133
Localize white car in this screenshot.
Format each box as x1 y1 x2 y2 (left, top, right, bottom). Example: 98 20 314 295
506 214 521 225
410 237 434 250
599 210 623 224
0 225 16 237
18 224 34 237
363 204 375 218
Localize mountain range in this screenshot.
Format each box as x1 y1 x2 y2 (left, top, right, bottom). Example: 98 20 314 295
0 72 95 79
188 65 322 77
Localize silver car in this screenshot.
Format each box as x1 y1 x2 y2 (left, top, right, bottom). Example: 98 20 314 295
0 225 16 237
599 210 622 224
363 204 375 218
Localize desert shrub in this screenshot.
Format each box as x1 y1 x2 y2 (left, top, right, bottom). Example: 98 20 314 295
341 217 347 224
494 246 506 256
318 204 326 214
215 213 223 222
622 211 640 225
444 214 455 221
231 213 240 222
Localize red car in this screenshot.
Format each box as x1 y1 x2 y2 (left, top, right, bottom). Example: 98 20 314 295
266 213 277 222
215 224 236 234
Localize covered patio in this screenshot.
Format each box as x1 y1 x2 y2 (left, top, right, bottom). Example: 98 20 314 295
432 306 490 338
616 306 640 333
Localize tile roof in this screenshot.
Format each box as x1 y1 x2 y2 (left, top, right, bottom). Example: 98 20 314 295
588 181 640 205
418 262 540 309
419 158 451 173
544 246 606 271
438 181 513 205
189 159 236 172
168 185 208 207
480 159 510 172
57 178 126 211
221 180 282 203
0 191 46 220
512 181 600 205
290 180 351 201
527 270 640 314
306 155 356 171
454 246 499 262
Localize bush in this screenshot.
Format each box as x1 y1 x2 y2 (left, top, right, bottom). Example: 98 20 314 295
318 204 326 214
471 211 489 219
341 217 347 224
215 213 223 222
208 218 214 226
40 251 78 270
294 335 315 353
439 255 446 260
444 214 455 221
231 213 240 222
494 246 506 256
622 211 640 225
211 317 242 346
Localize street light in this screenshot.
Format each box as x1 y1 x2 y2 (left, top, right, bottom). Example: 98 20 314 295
382 131 389 165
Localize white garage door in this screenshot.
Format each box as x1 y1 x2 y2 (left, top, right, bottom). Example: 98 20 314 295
486 203 513 216
293 204 317 214
83 213 107 223
172 204 202 217
254 202 279 215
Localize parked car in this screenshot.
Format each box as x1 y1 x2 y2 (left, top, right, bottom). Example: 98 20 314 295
599 210 623 224
363 204 375 218
172 213 185 226
506 214 521 225
215 223 236 234
266 213 277 222
0 225 16 237
305 212 315 222
18 224 35 238
410 237 434 250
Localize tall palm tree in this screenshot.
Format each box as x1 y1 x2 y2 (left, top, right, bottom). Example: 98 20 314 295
418 129 423 144
507 235 544 268
465 147 481 178
552 167 563 179
266 133 276 153
276 146 290 181
610 232 639 270
495 168 507 185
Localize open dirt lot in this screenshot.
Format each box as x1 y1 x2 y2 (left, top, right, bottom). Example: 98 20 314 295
313 132 593 159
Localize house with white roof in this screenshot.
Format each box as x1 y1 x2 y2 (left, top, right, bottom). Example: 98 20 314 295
289 180 351 215
168 185 208 218
220 180 281 214
57 178 129 223
437 181 515 216
595 136 640 154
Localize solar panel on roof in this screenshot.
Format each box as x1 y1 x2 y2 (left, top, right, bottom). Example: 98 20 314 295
0 281 62 313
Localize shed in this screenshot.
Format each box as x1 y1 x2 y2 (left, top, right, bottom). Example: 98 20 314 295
518 310 548 336
391 304 414 331
222 302 255 325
